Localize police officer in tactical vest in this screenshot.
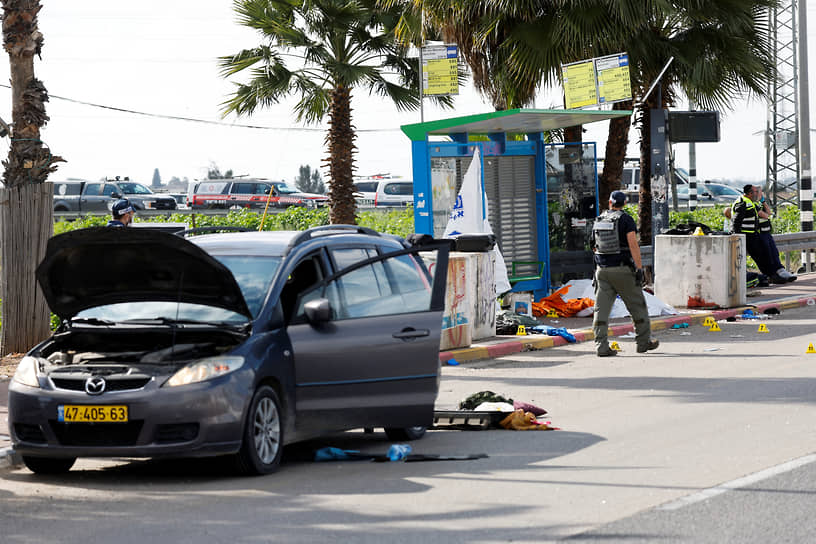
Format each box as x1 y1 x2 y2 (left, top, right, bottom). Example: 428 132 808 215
727 185 796 284
592 191 659 357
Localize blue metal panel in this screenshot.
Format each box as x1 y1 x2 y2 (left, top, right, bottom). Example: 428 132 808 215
412 139 432 235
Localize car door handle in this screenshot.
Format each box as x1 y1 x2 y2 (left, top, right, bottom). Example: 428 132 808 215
393 328 430 340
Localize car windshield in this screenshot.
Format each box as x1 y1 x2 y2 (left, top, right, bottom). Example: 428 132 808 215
118 183 153 195
274 183 298 195
76 302 248 324
213 255 282 317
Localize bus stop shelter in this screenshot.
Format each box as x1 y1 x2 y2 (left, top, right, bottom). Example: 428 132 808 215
401 108 632 299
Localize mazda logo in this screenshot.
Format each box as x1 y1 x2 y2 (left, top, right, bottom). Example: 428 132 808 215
85 377 106 395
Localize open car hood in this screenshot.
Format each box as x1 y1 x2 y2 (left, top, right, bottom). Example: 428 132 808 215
36 227 252 320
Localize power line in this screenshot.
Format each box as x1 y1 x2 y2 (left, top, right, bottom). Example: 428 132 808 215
0 83 401 133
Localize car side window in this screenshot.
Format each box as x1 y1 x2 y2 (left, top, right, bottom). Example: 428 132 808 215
232 183 254 194
310 247 431 320
255 184 272 195
102 184 119 197
83 183 102 196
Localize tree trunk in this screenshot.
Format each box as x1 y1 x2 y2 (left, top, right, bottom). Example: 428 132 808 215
325 84 357 225
1 0 63 355
0 182 53 354
637 97 656 246
599 100 633 211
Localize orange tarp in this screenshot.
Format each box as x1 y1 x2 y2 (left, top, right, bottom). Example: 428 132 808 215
531 284 595 318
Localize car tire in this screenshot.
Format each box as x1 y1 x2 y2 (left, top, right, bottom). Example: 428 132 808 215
384 426 426 441
22 456 76 474
234 385 284 475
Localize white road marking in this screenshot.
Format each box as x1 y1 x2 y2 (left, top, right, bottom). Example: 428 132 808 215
659 453 816 511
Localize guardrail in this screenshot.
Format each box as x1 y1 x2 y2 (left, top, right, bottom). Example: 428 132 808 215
553 231 816 281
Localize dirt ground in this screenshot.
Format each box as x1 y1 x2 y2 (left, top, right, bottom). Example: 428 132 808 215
0 354 23 379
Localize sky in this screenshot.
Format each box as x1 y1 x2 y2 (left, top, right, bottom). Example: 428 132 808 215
0 1 813 187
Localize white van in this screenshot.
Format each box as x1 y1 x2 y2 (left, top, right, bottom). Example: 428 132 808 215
353 178 413 207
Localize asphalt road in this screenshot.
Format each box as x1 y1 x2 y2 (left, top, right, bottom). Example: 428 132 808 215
2 306 816 543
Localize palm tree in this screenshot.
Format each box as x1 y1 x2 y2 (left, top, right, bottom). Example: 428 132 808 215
220 0 450 225
627 1 776 243
0 0 64 354
395 1 775 241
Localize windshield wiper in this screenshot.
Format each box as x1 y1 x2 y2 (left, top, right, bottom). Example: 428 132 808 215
69 317 115 326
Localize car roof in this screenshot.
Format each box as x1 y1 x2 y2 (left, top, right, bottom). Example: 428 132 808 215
189 227 403 257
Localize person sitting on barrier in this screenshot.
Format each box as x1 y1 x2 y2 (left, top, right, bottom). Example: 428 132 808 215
724 185 795 284
591 190 659 357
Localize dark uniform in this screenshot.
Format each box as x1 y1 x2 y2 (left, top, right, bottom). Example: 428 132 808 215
731 193 766 271
592 209 653 356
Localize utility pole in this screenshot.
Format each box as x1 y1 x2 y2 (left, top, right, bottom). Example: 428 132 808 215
797 0 812 232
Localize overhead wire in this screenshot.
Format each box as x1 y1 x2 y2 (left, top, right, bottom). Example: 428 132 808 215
0 83 402 133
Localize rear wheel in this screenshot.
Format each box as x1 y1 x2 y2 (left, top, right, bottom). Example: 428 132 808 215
384 426 426 441
22 456 76 474
234 385 284 475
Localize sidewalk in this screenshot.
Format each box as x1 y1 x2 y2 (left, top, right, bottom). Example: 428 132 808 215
440 273 816 362
3 274 816 472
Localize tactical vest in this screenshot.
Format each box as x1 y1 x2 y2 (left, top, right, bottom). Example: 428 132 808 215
731 196 758 234
593 210 625 255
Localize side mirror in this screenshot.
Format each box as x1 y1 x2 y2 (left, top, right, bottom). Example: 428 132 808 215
304 298 331 324
111 192 122 199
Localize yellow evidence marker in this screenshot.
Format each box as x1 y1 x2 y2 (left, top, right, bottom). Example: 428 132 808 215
807 343 816 354
547 309 558 318
516 325 527 336
708 322 721 332
757 323 769 333
703 316 715 327
610 341 622 351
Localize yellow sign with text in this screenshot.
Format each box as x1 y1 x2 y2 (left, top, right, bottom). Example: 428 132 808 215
563 60 597 109
596 53 632 105
422 45 459 96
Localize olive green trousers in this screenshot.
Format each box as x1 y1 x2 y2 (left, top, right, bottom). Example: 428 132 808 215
593 264 651 353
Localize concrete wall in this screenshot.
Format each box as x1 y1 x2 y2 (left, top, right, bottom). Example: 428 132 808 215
654 234 746 308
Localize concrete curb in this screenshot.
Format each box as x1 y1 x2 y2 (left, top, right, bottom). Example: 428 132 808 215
440 294 816 364
0 446 21 471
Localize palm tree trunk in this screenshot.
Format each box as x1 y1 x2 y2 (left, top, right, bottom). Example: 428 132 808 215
637 96 656 246
325 84 357 225
1 0 61 354
599 100 633 211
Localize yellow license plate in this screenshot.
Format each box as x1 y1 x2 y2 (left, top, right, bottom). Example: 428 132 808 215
58 405 128 423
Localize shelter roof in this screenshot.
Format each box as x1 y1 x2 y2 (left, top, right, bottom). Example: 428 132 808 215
400 108 632 141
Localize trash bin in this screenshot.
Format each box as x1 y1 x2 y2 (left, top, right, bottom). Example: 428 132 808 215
654 234 746 308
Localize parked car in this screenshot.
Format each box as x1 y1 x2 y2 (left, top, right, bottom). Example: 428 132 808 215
672 182 741 204
168 193 190 210
353 178 413 207
8 226 449 475
190 179 328 210
53 178 177 213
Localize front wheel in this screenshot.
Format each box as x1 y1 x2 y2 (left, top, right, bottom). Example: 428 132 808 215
384 426 426 441
234 385 284 475
22 456 76 474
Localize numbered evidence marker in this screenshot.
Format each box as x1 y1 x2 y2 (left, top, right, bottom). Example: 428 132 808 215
708 322 721 332
757 323 769 333
703 316 715 327
547 309 558 318
807 343 816 354
516 325 527 336
610 341 622 351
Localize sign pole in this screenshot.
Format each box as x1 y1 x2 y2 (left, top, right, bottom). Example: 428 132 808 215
418 45 425 123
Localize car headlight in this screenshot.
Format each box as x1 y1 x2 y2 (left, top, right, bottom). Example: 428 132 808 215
164 356 244 387
13 356 40 388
